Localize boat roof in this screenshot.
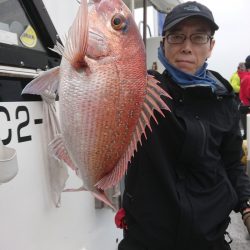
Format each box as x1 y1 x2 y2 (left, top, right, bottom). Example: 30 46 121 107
123 0 183 13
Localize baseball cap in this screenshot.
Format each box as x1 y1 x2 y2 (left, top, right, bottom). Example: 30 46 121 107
245 55 250 69
245 55 250 64
162 1 219 36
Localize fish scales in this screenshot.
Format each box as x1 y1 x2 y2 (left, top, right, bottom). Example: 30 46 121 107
60 63 121 182
22 0 171 208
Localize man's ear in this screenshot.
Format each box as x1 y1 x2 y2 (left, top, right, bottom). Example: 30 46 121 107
160 40 165 52
207 39 215 59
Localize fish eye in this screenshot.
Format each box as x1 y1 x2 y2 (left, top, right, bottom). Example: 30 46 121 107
111 14 127 31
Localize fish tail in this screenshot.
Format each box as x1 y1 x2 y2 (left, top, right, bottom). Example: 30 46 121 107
63 0 89 69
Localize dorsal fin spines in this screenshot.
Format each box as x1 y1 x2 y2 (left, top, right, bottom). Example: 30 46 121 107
94 74 171 190
63 0 89 69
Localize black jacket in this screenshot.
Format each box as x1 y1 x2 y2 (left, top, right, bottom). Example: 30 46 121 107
122 70 250 250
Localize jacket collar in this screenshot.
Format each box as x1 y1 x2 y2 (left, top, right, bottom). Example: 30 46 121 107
162 69 234 102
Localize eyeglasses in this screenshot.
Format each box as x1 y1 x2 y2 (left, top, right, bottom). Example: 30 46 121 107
165 33 213 45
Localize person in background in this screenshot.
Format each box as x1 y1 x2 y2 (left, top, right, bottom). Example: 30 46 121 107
239 55 250 139
117 2 250 250
239 56 250 105
230 62 246 101
229 62 246 138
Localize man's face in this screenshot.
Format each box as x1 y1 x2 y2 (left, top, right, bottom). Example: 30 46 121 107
163 17 215 74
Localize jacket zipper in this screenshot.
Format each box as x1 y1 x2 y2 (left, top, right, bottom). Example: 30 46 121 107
197 118 206 155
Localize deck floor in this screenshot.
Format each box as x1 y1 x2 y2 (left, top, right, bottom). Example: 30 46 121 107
228 211 250 249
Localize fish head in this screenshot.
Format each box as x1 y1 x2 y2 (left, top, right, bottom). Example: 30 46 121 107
86 0 145 61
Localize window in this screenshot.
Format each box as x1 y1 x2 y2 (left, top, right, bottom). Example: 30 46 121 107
0 0 45 52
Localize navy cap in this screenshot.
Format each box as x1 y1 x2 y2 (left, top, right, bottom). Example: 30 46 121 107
245 55 250 64
245 55 250 69
162 1 219 36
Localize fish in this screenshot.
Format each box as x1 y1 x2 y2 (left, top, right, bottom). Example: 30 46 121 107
22 0 170 209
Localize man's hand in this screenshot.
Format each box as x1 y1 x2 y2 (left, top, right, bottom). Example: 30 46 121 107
243 209 250 235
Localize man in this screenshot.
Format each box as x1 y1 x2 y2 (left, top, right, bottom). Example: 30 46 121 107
230 62 246 97
117 1 250 250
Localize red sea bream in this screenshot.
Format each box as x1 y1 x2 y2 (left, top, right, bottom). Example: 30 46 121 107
22 0 170 208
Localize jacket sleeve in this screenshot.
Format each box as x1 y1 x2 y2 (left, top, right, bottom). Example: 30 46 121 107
240 77 250 105
230 72 240 93
221 101 250 211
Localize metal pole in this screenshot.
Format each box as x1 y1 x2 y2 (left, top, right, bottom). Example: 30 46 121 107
130 0 135 16
143 0 147 47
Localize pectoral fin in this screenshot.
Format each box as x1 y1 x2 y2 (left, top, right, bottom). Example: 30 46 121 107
22 66 60 96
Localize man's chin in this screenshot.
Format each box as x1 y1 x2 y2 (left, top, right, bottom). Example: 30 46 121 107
174 62 196 74
178 67 195 75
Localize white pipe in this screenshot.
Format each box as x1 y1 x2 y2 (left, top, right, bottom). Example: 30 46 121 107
0 65 40 78
129 0 135 16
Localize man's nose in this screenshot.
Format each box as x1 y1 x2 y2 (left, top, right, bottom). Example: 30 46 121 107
181 39 193 54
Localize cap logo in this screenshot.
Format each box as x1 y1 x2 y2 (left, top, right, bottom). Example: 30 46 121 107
183 5 201 12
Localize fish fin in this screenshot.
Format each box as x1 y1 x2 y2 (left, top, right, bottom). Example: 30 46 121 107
95 149 132 191
63 186 87 192
49 40 65 56
63 186 115 210
130 74 171 146
92 190 116 211
48 135 77 171
95 75 171 190
22 66 60 96
63 0 88 69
